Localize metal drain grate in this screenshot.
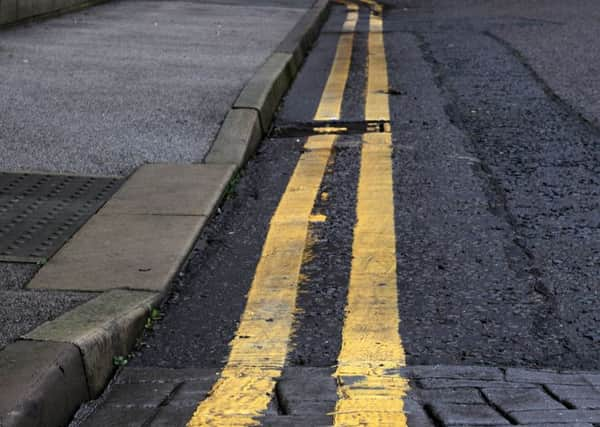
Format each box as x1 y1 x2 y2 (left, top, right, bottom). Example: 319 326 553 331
271 120 391 138
0 172 122 263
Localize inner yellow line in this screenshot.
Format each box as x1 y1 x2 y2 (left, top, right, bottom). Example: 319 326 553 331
314 3 359 121
365 9 388 121
187 5 359 426
333 6 409 427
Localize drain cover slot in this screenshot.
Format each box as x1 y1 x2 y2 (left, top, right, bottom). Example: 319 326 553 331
271 120 391 138
0 172 122 263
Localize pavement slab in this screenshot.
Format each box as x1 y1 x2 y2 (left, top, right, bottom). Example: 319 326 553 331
100 164 235 216
407 366 600 426
28 213 207 291
72 367 219 427
71 364 600 426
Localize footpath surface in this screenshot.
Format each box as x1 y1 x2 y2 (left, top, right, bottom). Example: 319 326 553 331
0 0 327 425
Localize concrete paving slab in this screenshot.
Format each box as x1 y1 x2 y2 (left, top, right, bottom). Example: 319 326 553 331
25 289 159 396
260 415 333 426
483 387 566 412
0 340 88 427
149 406 197 427
115 367 219 385
100 164 234 216
79 405 156 427
28 213 206 292
100 382 177 408
512 409 600 424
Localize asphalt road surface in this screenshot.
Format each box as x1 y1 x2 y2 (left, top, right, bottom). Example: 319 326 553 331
71 0 600 425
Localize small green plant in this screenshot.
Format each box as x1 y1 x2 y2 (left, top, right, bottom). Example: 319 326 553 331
150 308 162 321
224 171 242 200
113 355 128 367
144 307 163 330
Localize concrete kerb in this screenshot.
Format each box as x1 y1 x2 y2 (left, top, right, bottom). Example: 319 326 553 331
276 0 331 77
206 0 331 167
0 341 89 427
204 108 263 167
25 289 161 398
0 1 331 425
233 52 295 135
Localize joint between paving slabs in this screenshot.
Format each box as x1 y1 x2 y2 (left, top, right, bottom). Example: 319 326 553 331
140 382 186 427
423 403 446 427
477 388 519 425
541 383 577 409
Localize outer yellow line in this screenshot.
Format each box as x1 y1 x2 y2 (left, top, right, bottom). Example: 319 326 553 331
333 5 409 427
187 6 359 427
187 135 335 426
314 3 359 121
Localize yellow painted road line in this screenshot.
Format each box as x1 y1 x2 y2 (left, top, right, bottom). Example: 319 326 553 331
334 5 410 427
314 3 359 121
188 5 359 426
187 135 335 426
365 9 388 121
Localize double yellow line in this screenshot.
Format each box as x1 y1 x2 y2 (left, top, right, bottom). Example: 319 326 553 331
188 2 408 425
334 9 409 427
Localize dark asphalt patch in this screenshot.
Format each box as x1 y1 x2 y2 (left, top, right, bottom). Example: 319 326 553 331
340 25 368 122
288 136 360 368
385 10 600 370
130 137 305 369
